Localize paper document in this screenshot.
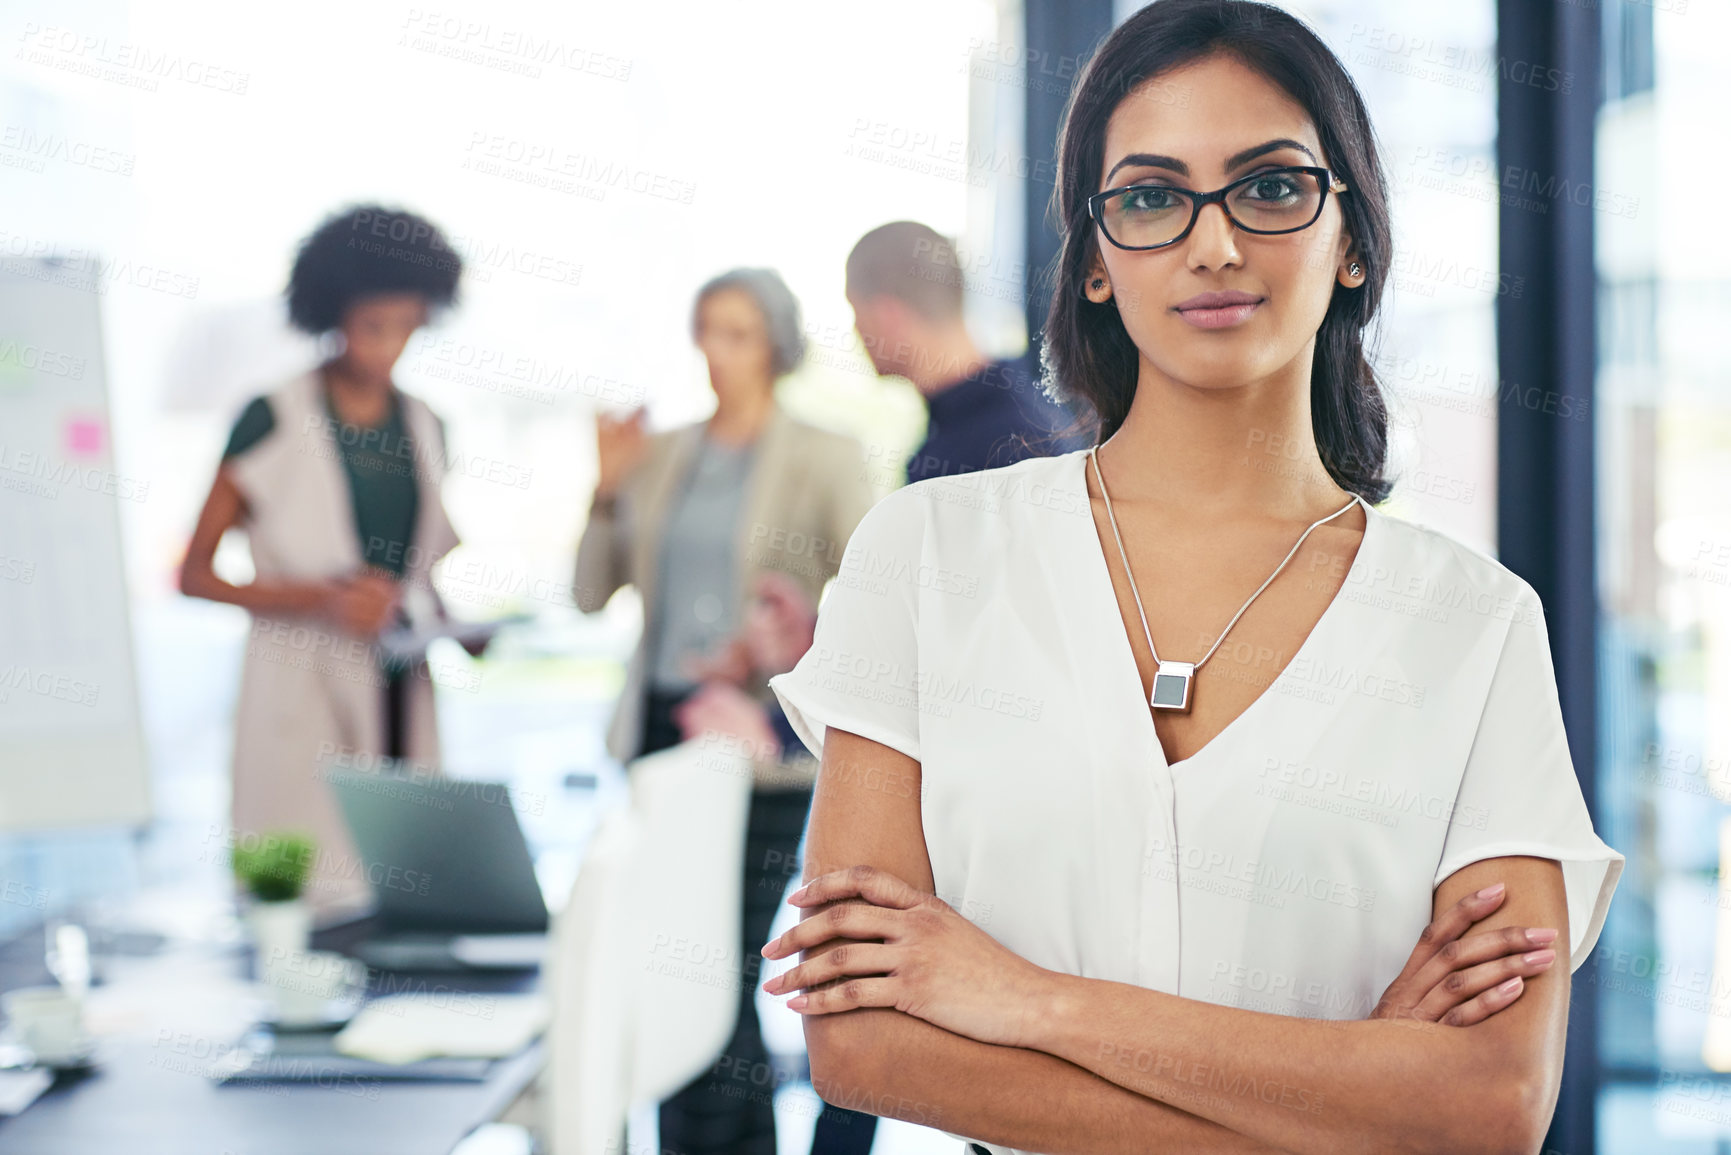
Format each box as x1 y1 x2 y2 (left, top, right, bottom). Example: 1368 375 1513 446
376 614 529 662
450 934 547 969
0 1068 52 1115
334 993 549 1065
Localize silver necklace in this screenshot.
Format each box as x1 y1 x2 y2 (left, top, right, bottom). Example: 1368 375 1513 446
1088 443 1361 714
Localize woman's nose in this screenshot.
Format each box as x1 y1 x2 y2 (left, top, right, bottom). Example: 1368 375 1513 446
1185 201 1242 271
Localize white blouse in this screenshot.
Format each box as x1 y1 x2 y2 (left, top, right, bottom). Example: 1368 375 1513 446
768 448 1622 1143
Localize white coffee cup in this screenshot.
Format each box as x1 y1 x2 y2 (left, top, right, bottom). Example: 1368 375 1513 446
2 985 93 1065
262 949 367 1026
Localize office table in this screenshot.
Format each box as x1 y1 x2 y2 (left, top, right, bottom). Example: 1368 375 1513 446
0 912 546 1155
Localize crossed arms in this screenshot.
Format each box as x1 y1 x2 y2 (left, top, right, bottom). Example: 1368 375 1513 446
762 727 1571 1155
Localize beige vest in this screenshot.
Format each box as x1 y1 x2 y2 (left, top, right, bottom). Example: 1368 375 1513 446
224 369 460 915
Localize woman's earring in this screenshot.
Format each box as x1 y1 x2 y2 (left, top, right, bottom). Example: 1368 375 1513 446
1348 261 1362 278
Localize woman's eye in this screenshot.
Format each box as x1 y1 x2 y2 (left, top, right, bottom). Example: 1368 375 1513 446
1120 187 1182 213
1241 175 1300 201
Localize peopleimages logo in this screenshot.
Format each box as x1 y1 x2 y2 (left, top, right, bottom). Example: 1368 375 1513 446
204 825 434 896
298 415 534 490
1256 757 1490 831
0 338 88 378
0 665 100 708
0 443 149 502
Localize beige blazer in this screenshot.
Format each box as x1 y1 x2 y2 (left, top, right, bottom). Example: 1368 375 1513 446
225 369 460 915
574 401 877 784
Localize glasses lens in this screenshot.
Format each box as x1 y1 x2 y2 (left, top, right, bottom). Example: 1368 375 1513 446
1226 170 1324 233
1099 185 1197 248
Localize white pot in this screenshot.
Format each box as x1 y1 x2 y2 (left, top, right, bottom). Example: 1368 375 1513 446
246 898 311 975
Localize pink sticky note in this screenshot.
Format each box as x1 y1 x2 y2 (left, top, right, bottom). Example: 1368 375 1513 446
66 418 104 457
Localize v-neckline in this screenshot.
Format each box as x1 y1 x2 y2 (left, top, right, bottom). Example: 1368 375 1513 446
1066 449 1379 773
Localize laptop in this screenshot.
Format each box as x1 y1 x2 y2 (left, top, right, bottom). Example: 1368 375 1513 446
325 769 550 972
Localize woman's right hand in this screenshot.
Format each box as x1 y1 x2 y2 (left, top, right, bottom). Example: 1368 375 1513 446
594 407 649 498
321 572 403 638
1369 882 1559 1026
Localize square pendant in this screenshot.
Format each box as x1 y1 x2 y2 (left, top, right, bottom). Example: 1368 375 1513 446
1150 661 1195 713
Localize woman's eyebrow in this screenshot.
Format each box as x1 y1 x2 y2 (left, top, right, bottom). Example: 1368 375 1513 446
1104 138 1319 185
1225 138 1318 170
1105 152 1188 183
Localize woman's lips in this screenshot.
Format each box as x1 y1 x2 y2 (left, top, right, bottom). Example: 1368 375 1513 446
1173 292 1265 330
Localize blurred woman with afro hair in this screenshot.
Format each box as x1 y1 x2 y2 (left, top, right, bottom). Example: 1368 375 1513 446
180 204 470 915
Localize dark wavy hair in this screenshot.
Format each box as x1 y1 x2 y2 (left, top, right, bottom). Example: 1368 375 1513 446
285 204 464 335
1039 0 1393 502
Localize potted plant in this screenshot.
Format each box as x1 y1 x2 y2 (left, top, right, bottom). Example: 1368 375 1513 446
232 831 316 974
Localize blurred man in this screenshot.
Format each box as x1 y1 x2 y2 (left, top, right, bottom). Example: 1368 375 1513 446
846 219 1087 485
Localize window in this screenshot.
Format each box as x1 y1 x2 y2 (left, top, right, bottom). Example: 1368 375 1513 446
1593 1 1731 1149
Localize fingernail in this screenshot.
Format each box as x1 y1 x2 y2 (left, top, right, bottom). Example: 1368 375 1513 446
787 995 808 1011
788 885 809 903
1522 949 1556 967
1497 976 1522 995
760 939 777 957
1476 883 1505 900
1525 928 1558 946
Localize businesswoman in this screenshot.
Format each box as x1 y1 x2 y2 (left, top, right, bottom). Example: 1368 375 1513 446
181 204 465 916
573 267 875 1155
762 4 1623 1154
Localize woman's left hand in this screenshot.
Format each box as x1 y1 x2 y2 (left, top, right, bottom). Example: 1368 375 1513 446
760 866 1052 1049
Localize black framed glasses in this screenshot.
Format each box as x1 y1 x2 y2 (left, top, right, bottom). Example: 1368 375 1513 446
1087 166 1349 251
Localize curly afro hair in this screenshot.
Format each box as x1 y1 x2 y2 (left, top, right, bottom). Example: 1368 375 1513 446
285 203 463 335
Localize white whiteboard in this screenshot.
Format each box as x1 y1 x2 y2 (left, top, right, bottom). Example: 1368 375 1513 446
0 256 150 830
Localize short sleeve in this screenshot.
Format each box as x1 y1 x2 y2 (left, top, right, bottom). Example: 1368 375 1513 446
767 485 924 764
1432 583 1624 972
